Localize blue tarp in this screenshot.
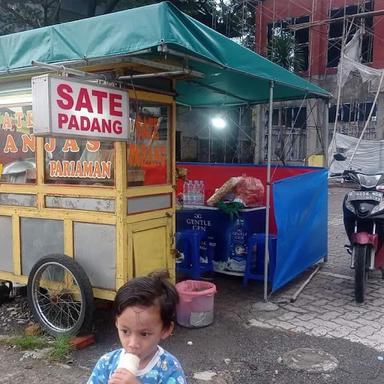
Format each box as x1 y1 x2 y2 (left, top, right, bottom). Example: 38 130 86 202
272 168 328 291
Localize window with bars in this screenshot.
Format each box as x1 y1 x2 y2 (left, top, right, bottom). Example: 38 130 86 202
285 107 307 128
272 107 307 129
327 1 374 68
328 102 377 122
267 16 309 71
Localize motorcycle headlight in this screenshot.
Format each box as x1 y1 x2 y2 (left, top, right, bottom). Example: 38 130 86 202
371 201 384 214
356 173 382 188
345 200 355 213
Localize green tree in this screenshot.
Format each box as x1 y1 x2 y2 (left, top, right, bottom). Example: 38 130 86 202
0 0 59 34
0 0 256 49
267 31 304 72
95 0 256 46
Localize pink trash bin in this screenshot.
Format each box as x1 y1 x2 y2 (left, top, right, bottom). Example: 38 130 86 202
175 280 217 328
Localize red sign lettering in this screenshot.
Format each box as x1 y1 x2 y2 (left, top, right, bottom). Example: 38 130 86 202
56 84 74 109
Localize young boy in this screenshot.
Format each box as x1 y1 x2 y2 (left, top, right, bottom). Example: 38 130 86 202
87 270 186 384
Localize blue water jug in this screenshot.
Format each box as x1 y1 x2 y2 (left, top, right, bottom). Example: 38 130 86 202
225 218 248 273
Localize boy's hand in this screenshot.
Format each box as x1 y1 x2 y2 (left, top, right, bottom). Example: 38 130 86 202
108 368 140 384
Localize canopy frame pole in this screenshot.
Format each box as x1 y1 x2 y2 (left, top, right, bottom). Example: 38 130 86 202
31 60 106 80
347 70 384 169
324 99 330 166
330 15 347 154
158 44 225 69
119 69 203 80
264 80 274 302
331 6 354 156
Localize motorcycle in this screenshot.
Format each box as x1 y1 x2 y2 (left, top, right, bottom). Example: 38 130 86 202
338 164 384 303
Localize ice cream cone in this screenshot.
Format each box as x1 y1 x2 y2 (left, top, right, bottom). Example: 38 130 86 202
117 352 140 375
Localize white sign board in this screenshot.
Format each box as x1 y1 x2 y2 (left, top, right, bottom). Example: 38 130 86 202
32 75 129 141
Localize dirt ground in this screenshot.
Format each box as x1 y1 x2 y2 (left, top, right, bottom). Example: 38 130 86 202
0 343 90 384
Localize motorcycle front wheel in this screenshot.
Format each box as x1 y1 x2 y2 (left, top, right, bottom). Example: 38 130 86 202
354 244 369 303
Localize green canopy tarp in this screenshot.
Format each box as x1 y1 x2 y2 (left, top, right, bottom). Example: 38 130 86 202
0 1 330 106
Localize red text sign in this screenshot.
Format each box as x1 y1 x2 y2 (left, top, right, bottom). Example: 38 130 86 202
32 75 129 141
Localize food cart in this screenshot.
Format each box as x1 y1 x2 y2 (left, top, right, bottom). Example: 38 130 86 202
0 2 330 336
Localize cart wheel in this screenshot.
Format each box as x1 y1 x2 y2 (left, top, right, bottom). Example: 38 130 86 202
0 281 12 305
27 254 94 337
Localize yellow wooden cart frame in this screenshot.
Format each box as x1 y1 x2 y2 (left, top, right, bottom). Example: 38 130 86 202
0 76 177 335
0 89 176 292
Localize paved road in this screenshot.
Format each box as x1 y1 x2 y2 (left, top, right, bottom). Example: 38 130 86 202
2 185 384 383
249 185 384 352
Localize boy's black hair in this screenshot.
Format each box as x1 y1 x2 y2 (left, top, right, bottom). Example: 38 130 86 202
114 270 179 329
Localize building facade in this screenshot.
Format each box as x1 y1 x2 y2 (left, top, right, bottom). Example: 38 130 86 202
254 0 384 164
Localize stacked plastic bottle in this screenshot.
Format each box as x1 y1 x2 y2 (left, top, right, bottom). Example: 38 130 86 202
183 180 205 206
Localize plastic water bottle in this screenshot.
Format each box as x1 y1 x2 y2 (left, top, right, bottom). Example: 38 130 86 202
186 180 192 206
191 180 197 206
187 180 193 206
192 180 198 205
193 180 200 205
195 180 201 205
184 180 205 206
183 181 188 206
199 180 205 205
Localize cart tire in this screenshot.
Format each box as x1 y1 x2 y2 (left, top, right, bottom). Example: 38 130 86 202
27 254 94 337
0 281 12 305
354 245 368 303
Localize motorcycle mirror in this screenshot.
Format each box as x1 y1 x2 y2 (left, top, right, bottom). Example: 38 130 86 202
334 153 347 161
